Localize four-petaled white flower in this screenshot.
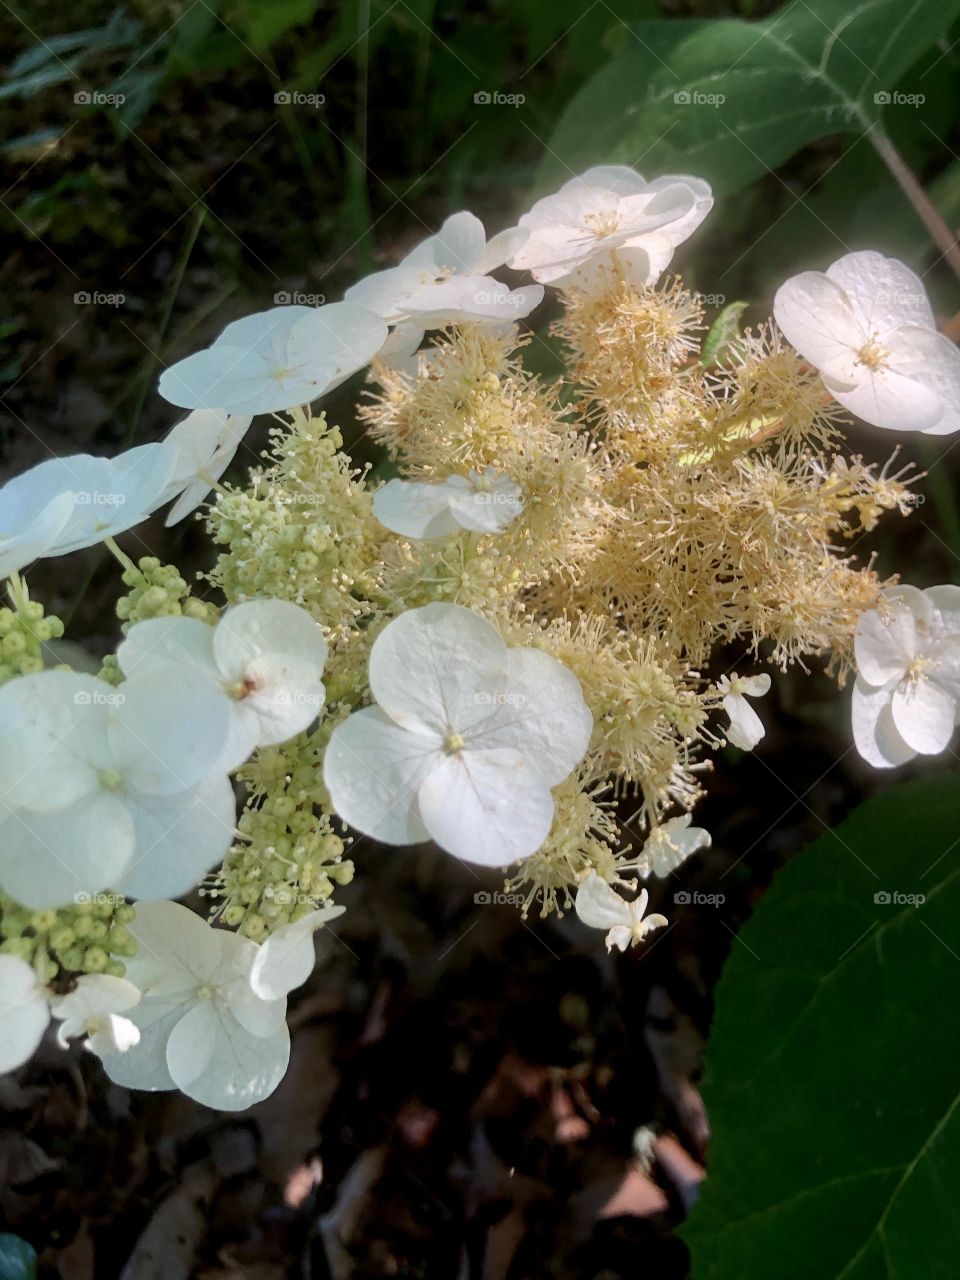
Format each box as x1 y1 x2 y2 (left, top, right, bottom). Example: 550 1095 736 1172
509 166 712 287
117 598 328 772
324 603 593 866
774 251 960 435
100 901 291 1111
158 303 389 415
0 958 143 1073
0 667 235 907
852 585 960 767
372 467 524 539
634 815 711 879
160 408 253 526
717 672 771 751
346 211 541 362
574 873 668 952
0 444 178 574
50 974 142 1057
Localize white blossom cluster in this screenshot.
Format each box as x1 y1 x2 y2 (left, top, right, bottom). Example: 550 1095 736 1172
0 162 958 1101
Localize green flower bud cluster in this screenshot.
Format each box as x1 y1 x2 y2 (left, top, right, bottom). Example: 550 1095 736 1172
206 411 381 632
209 732 353 940
115 556 218 633
0 890 137 981
0 584 65 685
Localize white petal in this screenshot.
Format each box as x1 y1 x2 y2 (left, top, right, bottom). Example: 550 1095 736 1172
401 275 543 325
117 615 218 681
162 408 252 524
0 489 74 578
416 746 555 866
115 774 236 901
124 900 221 991
323 706 435 845
100 995 185 1092
214 599 328 682
417 211 488 273
52 445 178 552
885 325 960 436
368 603 508 736
446 471 524 534
474 225 529 275
0 790 134 908
211 930 288 1038
467 646 593 786
0 670 103 813
926 585 960 638
87 1014 141 1057
165 999 290 1111
372 478 461 539
575 873 631 931
828 364 942 433
854 604 917 685
249 905 346 1000
723 693 765 751
825 252 935 335
345 266 424 324
851 676 915 768
891 676 957 755
773 272 861 377
0 955 50 1073
740 674 771 697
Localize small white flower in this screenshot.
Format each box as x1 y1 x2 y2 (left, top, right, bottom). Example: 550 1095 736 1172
50 974 142 1058
574 873 668 952
158 303 389 415
774 251 960 435
323 603 593 866
372 467 524 539
117 598 328 771
0 955 50 1073
509 166 713 286
160 408 253 525
100 901 290 1111
346 212 542 358
717 672 771 751
249 904 346 1001
0 666 235 907
852 585 960 767
634 815 711 879
0 444 178 568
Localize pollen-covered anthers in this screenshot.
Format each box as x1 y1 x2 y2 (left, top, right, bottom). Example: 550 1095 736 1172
502 610 707 811
503 776 621 918
207 732 353 941
554 273 703 435
360 324 553 471
812 450 921 532
704 322 845 465
206 409 382 642
763 559 885 677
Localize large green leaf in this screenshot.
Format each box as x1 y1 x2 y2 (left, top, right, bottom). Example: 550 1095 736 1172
683 774 960 1279
540 0 960 194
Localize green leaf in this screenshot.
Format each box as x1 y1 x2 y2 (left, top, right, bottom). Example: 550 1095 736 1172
700 300 748 367
683 774 960 1280
0 1235 36 1280
540 0 960 194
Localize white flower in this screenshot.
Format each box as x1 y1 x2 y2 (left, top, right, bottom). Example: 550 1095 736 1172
157 303 389 415
574 874 668 952
345 211 542 358
50 974 142 1058
117 598 328 771
634 815 711 879
160 408 253 526
0 955 50 1073
100 901 290 1111
717 672 771 751
0 666 235 908
372 467 524 539
0 444 178 568
509 166 713 286
323 603 593 866
773 251 960 434
852 585 960 767
249 904 346 1001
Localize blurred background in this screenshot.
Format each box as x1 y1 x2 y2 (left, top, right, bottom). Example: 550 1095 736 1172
1 1 959 1276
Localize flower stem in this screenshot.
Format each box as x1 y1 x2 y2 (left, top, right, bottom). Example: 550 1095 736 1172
869 129 960 287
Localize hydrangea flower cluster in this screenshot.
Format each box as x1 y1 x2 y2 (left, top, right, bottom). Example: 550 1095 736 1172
0 163 956 1108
